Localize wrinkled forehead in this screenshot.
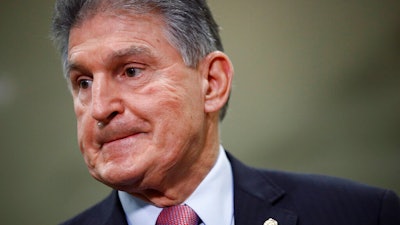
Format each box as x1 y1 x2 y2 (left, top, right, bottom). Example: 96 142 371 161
65 8 171 71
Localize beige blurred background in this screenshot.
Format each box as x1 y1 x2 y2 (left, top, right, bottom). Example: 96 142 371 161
1 0 399 224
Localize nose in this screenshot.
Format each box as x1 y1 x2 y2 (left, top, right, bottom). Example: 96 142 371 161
90 76 123 126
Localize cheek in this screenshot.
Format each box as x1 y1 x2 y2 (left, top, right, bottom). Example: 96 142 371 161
73 94 93 125
76 120 88 155
151 85 204 139
73 97 85 119
137 79 183 113
73 100 92 151
155 76 203 113
154 93 192 122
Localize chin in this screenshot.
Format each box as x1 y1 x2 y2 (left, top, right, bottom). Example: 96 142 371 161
90 165 142 189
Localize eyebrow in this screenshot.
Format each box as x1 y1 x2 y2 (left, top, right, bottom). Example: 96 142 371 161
105 45 156 73
66 45 155 76
108 45 154 62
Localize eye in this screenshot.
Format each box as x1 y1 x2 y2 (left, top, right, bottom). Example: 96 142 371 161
78 79 92 89
125 67 142 77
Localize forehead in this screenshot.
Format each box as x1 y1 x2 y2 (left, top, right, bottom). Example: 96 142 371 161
69 11 167 48
66 11 181 70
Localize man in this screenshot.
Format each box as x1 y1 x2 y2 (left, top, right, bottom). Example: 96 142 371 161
51 0 400 224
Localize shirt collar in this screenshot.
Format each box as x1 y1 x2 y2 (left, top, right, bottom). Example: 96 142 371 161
118 146 234 225
184 146 234 225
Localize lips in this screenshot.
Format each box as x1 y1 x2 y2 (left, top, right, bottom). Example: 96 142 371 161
96 127 146 149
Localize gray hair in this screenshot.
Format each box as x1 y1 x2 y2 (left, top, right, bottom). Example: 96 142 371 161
51 0 230 121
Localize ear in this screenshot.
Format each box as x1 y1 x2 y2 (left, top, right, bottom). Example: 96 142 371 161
200 51 234 115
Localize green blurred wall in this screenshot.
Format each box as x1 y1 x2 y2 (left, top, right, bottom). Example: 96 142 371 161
1 0 399 224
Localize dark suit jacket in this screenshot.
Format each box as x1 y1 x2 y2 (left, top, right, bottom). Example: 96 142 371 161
61 152 400 225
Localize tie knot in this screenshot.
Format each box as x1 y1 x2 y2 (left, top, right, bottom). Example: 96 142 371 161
156 205 199 225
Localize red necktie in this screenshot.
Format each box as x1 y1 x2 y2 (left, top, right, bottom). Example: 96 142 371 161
156 205 200 225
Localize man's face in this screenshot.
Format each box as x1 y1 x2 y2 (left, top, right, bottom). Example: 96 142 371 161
67 12 210 194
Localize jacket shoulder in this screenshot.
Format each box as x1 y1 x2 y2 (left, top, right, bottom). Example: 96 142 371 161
263 169 400 224
59 190 127 225
227 152 400 225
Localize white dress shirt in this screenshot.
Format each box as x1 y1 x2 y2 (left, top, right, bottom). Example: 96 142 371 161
118 146 234 225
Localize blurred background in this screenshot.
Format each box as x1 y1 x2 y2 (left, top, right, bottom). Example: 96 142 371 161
1 0 399 224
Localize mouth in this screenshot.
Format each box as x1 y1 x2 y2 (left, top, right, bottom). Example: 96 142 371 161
97 129 146 150
102 132 146 151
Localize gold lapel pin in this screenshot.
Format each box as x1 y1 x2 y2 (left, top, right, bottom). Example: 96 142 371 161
264 218 278 225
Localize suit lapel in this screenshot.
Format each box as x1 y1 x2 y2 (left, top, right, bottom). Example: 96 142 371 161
227 152 298 225
100 190 129 225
